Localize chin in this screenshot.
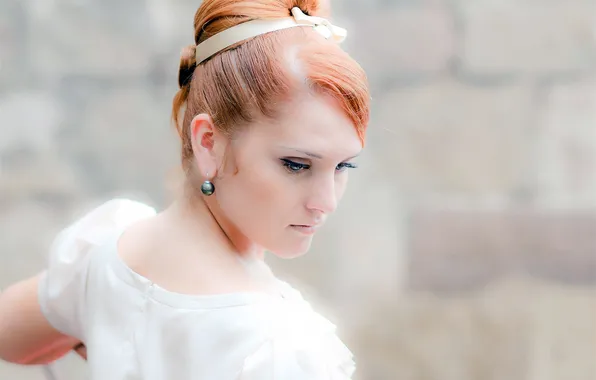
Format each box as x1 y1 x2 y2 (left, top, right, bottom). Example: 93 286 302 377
268 239 313 259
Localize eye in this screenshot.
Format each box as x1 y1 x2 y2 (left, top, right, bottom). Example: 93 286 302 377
281 159 310 174
336 162 358 172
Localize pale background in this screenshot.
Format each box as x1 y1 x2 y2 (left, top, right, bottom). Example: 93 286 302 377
1 0 595 379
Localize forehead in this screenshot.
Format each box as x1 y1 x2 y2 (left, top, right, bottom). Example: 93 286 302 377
243 93 362 157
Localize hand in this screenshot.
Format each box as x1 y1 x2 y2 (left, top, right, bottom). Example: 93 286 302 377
73 343 87 361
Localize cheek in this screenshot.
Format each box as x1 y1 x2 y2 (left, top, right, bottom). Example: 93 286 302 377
243 166 288 204
221 162 295 224
335 173 350 201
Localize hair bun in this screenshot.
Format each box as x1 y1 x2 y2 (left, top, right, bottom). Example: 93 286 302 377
178 45 197 89
290 0 330 18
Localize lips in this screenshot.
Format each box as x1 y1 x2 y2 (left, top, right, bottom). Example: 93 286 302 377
290 222 322 229
290 224 319 235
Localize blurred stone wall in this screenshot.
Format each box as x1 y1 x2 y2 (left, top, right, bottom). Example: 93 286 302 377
0 1 595 379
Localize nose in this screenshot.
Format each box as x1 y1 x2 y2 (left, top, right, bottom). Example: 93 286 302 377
306 174 338 215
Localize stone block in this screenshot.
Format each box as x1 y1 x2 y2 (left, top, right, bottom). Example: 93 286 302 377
145 0 198 54
528 287 596 380
0 1 30 89
345 5 455 88
335 0 450 14
24 1 153 79
0 363 45 380
0 201 61 286
372 80 533 198
351 279 596 380
458 1 596 75
407 208 596 292
0 92 62 153
61 87 179 201
532 80 596 208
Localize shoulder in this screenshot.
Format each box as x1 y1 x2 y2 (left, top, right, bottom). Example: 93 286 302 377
43 197 158 288
37 198 156 338
56 198 157 245
113 206 161 272
46 198 155 262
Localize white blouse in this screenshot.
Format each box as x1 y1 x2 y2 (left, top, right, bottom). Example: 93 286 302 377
38 199 355 379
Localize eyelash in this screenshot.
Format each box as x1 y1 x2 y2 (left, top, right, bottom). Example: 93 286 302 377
280 159 358 174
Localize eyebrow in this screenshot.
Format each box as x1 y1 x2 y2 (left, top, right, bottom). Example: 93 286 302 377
280 147 360 161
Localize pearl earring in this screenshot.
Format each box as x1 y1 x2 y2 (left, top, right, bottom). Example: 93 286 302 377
201 173 215 196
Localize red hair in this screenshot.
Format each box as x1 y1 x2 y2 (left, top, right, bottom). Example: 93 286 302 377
172 0 370 172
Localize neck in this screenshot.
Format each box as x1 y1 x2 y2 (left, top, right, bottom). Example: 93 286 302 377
169 182 265 261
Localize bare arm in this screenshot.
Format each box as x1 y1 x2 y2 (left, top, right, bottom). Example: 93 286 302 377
0 274 80 365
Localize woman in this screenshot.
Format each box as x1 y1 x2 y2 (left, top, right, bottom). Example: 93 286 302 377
0 0 370 378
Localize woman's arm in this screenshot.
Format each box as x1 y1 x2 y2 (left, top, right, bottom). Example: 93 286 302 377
0 274 80 365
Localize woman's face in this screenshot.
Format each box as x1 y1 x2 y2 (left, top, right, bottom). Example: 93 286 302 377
194 93 362 258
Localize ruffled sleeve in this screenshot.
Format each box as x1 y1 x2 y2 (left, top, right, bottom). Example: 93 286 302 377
38 198 156 340
238 289 356 380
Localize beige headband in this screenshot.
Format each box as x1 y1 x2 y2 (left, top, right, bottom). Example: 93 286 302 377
195 7 347 64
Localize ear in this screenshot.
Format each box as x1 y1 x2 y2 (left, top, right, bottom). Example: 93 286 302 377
189 113 219 180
